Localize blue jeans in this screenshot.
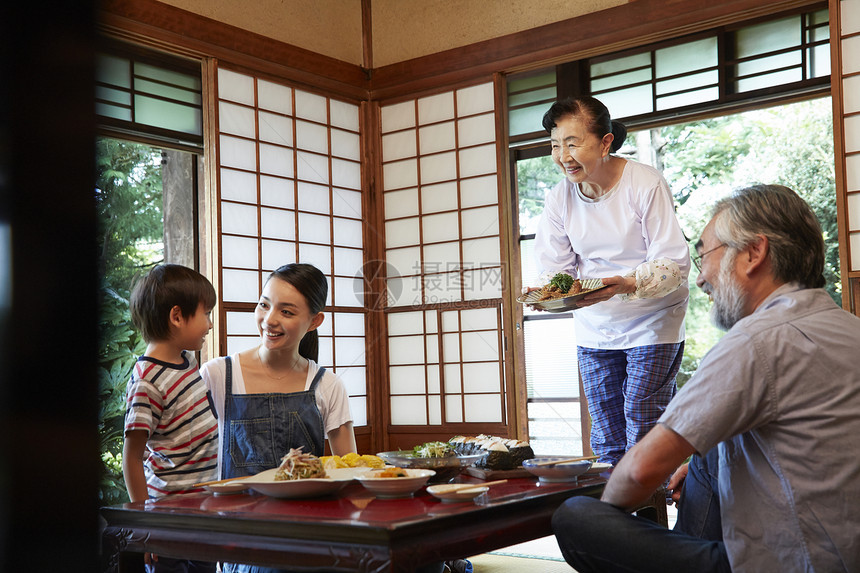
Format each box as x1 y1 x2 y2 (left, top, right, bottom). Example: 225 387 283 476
552 496 730 573
674 448 722 541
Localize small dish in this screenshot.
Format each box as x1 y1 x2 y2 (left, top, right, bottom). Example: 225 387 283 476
426 484 489 503
584 462 612 474
355 468 435 499
202 480 250 495
376 451 486 483
522 457 593 483
517 278 608 313
245 467 366 499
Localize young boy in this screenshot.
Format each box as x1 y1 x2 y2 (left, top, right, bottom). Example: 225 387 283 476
123 264 219 572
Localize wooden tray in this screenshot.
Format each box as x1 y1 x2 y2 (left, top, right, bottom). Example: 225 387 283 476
463 466 532 480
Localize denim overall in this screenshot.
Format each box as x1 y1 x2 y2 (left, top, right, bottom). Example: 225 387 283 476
221 356 326 478
221 357 326 573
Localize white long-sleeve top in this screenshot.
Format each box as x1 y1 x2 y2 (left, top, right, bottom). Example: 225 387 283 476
533 159 690 349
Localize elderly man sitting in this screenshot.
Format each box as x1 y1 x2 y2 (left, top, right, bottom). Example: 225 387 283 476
552 184 860 572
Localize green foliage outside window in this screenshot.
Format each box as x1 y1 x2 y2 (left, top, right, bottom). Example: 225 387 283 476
96 138 164 505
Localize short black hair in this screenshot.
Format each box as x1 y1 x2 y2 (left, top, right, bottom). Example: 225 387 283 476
129 264 216 343
542 96 627 152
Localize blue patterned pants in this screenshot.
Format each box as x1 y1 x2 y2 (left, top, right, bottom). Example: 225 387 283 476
577 342 684 465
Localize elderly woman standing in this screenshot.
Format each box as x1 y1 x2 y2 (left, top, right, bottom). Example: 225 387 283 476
530 96 690 466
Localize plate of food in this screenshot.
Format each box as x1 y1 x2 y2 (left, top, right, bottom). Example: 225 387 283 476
355 467 436 498
517 273 608 313
202 480 250 495
378 442 486 483
522 457 593 483
244 448 368 499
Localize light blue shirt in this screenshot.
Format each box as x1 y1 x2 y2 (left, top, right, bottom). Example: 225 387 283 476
661 284 860 572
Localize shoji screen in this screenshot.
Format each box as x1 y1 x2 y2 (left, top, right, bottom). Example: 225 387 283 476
380 82 508 426
836 0 860 277
215 67 368 426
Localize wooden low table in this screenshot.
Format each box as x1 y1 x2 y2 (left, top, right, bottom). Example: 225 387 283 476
101 473 606 572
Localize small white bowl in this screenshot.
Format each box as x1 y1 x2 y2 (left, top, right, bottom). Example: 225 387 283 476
426 484 489 503
355 468 435 498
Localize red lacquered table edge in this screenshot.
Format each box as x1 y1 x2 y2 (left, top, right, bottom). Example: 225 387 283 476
101 473 607 572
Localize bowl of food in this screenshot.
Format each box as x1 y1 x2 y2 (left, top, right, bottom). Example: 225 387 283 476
355 467 436 498
378 442 486 483
426 483 489 503
522 457 593 483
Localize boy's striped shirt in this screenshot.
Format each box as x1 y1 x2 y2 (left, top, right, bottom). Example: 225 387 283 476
124 351 218 498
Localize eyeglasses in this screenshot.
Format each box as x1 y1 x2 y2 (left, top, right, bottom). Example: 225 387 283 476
692 243 728 272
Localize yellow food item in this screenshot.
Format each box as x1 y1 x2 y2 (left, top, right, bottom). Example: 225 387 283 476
341 452 361 466
320 455 348 469
321 453 385 469
359 454 385 468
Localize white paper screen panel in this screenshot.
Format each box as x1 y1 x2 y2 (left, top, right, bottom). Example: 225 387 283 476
380 83 503 307
839 0 860 272
386 305 505 425
216 67 367 425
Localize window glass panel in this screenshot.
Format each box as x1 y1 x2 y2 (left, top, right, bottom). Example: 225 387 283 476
226 311 258 335
390 365 427 394
457 82 495 115
421 181 458 213
296 150 328 184
457 114 495 147
331 128 360 160
462 206 499 238
333 217 363 248
260 207 295 240
221 202 258 235
297 243 331 274
419 122 456 154
388 311 424 335
655 37 718 77
809 44 830 78
222 235 258 268
737 51 801 78
590 68 651 92
258 111 293 146
96 85 130 106
591 52 651 77
737 69 801 92
135 95 202 135
219 101 256 138
461 237 500 267
330 100 359 131
296 120 328 154
261 239 295 269
297 181 330 213
463 268 502 300
736 16 800 58
383 130 417 161
259 143 294 178
528 401 583 456
656 70 719 96
423 212 460 243
459 144 496 178
386 246 421 277
222 168 257 203
260 175 294 209
508 69 556 93
294 89 327 123
509 85 556 107
298 212 331 244
135 77 200 106
339 368 367 398
218 69 255 105
418 92 455 124
222 268 260 302
227 336 259 355
384 188 419 219
135 62 200 91
657 86 720 110
596 85 653 119
332 188 363 218
348 396 368 426
385 218 420 248
420 151 458 184
97 53 130 87
461 175 498 208
257 79 292 114
463 394 502 423
381 101 415 132
391 396 427 424
333 246 363 278
461 331 498 362
332 158 360 190
383 158 418 190
525 317 579 398
95 96 132 121
509 103 552 136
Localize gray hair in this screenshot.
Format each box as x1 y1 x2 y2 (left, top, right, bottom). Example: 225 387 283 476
710 184 825 289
